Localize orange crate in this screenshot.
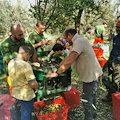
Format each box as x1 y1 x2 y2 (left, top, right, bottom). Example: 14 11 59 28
92 47 104 58
61 86 80 108
34 96 69 120
97 57 106 67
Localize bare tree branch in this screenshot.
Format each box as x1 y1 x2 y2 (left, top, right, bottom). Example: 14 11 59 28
42 0 48 21
45 0 57 29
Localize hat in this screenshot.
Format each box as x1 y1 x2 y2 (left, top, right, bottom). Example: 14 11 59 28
116 20 120 25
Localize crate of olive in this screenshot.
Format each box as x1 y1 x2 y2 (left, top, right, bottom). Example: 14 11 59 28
34 96 70 120
33 51 69 101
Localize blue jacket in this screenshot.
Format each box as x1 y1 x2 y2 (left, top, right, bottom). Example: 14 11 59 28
109 34 120 61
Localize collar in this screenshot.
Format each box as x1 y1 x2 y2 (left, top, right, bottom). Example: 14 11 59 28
71 33 80 43
13 58 24 61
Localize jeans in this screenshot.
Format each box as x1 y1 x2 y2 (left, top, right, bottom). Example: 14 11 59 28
82 79 99 120
16 98 34 120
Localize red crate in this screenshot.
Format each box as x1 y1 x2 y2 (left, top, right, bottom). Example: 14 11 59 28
112 92 120 120
34 96 69 120
97 57 107 67
92 47 104 58
61 86 80 108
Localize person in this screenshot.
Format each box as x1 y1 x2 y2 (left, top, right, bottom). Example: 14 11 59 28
8 44 38 120
51 43 72 89
93 21 108 44
51 43 68 62
101 20 120 102
46 28 103 120
0 24 39 95
47 37 69 61
28 21 51 52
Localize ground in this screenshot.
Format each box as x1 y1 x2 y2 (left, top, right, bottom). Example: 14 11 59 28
0 68 115 120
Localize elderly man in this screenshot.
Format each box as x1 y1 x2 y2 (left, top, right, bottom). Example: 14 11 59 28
46 28 102 120
0 24 39 95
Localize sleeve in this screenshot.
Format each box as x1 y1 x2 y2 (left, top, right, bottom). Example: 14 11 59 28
28 32 35 44
0 42 13 61
102 28 105 34
71 38 84 54
25 63 36 82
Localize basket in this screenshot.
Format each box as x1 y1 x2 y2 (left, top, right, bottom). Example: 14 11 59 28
34 96 70 120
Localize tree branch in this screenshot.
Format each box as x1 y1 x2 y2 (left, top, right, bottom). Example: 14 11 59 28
45 0 57 28
42 0 48 21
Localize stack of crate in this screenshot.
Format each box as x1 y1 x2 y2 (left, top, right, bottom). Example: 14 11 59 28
92 47 107 67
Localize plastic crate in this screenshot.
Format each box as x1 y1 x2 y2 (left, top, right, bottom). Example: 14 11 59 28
34 96 70 120
92 47 104 58
61 86 80 108
97 57 107 67
37 51 50 57
112 92 120 120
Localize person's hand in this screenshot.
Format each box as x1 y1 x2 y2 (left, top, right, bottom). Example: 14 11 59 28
32 62 40 67
41 40 46 45
38 40 46 46
41 57 47 61
45 73 58 78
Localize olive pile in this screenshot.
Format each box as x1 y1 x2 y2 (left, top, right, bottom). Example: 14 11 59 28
38 104 64 115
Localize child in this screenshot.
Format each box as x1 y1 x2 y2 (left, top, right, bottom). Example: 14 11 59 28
51 43 72 90
47 37 68 61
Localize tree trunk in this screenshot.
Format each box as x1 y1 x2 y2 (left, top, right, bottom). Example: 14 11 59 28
75 8 83 34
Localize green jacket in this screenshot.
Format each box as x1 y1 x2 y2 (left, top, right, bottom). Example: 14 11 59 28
0 36 35 75
28 30 45 52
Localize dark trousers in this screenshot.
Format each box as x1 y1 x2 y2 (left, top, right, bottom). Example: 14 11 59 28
102 59 120 95
82 79 99 120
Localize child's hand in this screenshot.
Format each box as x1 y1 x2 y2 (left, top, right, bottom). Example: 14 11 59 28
31 62 40 67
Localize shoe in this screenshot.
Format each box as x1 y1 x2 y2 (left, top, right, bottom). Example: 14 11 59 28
102 96 112 102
